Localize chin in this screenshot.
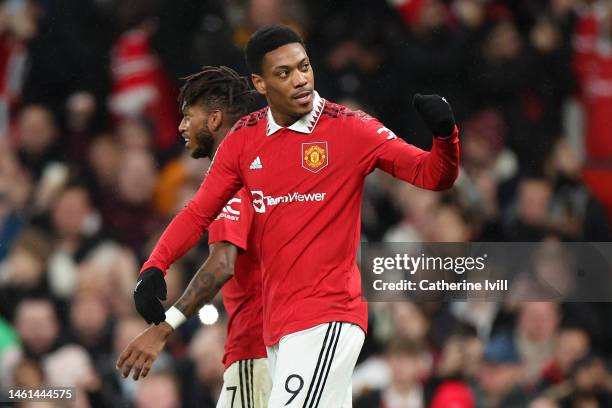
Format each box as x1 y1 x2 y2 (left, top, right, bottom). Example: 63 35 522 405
190 148 208 159
190 151 199 159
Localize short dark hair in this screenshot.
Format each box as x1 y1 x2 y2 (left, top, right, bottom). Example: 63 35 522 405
245 25 305 74
178 66 253 123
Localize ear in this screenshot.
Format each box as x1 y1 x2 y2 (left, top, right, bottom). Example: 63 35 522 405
251 73 266 95
207 110 223 133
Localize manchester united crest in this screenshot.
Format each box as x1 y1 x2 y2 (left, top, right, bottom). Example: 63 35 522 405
302 142 328 173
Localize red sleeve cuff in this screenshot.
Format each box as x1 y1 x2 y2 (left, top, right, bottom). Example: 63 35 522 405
208 235 247 252
140 260 167 276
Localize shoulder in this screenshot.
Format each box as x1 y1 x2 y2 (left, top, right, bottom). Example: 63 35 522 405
321 100 379 124
321 100 385 141
229 107 268 134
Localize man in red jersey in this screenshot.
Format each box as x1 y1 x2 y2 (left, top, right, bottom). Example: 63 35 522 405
134 25 459 407
116 66 271 407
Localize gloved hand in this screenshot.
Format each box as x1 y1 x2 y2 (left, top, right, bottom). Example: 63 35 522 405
134 267 167 325
413 94 456 138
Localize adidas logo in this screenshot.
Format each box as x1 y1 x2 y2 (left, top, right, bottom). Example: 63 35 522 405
249 156 263 170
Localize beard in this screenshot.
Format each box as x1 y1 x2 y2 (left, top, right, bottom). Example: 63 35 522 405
189 128 215 159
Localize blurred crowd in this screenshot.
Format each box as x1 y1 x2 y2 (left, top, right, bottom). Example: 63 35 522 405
1 0 612 407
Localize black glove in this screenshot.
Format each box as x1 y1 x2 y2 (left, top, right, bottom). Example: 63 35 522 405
413 94 456 137
134 267 167 325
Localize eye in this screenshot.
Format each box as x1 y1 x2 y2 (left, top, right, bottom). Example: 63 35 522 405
278 70 289 79
302 62 310 71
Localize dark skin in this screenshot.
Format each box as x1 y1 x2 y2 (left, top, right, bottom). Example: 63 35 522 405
251 42 315 127
179 102 221 159
116 103 239 381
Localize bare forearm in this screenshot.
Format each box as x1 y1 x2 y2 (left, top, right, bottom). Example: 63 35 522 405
174 266 232 318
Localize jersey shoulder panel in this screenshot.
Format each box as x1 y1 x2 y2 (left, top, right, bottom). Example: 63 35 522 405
230 107 268 133
321 101 376 124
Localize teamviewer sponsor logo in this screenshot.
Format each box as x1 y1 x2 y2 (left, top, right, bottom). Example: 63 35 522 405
250 190 327 213
252 191 266 213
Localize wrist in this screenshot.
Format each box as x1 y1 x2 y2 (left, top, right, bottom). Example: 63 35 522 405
434 125 459 139
158 321 175 339
141 263 166 276
164 306 187 330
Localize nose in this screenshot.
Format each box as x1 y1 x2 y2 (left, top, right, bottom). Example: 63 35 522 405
178 117 187 133
292 70 308 88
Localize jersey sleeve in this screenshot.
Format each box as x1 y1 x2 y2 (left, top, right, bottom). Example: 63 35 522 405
352 112 460 191
141 131 245 274
208 189 253 252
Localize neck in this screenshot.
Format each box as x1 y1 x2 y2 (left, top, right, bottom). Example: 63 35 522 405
270 106 302 127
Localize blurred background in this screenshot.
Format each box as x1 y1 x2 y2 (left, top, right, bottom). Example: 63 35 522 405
1 0 612 407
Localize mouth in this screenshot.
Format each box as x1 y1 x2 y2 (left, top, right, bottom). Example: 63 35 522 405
182 134 190 148
292 90 313 105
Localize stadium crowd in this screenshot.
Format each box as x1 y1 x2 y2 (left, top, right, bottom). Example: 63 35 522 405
1 0 612 407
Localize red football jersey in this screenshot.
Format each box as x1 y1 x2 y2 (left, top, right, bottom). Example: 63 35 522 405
143 92 460 346
207 188 266 369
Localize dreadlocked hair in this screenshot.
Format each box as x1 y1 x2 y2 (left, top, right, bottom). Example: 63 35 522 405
178 66 254 123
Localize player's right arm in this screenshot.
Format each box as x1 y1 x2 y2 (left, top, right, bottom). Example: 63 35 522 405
355 94 460 191
134 130 245 325
116 242 238 381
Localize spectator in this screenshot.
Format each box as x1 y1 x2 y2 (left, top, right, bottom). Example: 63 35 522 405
13 104 63 180
0 228 52 319
0 0 38 133
68 289 113 359
504 178 554 241
0 140 30 260
529 397 561 408
106 149 160 255
538 327 590 391
0 297 62 391
475 334 529 408
180 324 227 407
354 338 430 408
135 370 182 408
108 0 179 152
516 302 561 385
545 138 610 240
46 185 104 298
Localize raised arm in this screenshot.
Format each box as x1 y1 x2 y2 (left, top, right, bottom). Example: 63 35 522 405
361 94 460 191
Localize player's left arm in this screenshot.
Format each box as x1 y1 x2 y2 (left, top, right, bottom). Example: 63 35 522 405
171 189 253 318
363 94 460 191
173 241 239 317
134 131 245 326
117 193 253 381
117 242 238 381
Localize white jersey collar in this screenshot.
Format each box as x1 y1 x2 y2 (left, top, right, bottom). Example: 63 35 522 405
266 91 325 136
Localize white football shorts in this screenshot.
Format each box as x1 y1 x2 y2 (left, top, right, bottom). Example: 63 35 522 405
216 358 272 408
266 322 365 408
